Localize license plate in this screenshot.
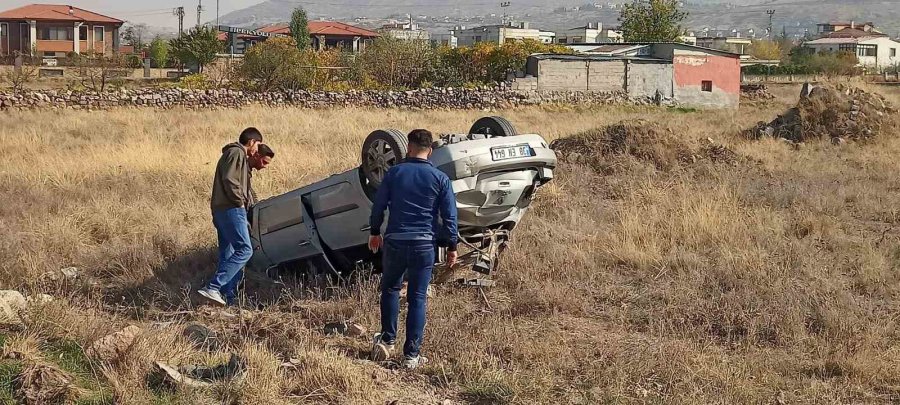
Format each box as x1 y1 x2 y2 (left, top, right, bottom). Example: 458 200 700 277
491 144 532 161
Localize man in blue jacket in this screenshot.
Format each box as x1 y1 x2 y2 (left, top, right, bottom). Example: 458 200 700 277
368 129 458 369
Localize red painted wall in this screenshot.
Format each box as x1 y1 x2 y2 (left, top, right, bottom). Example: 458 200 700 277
673 54 740 95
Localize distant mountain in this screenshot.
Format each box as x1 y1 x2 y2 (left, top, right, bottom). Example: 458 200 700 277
217 0 900 39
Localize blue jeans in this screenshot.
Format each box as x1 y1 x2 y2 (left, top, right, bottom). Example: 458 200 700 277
380 239 435 358
207 207 253 304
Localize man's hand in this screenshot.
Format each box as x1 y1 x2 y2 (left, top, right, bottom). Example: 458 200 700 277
368 235 383 253
447 251 458 268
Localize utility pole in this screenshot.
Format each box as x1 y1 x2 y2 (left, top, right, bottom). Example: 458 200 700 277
174 6 185 37
216 0 220 27
500 1 511 26
766 9 775 39
197 0 203 28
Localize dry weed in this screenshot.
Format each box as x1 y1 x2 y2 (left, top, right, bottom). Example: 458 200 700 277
0 85 899 403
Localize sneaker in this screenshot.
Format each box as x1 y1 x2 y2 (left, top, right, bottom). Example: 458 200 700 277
370 333 395 362
197 288 226 306
402 355 429 370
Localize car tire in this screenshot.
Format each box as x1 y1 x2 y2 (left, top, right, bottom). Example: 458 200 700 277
469 116 518 137
361 129 407 189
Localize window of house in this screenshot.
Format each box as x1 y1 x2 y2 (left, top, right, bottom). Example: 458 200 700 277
0 23 7 37
79 25 87 41
839 43 856 53
892 48 897 58
94 26 104 43
857 44 876 57
701 81 713 92
39 26 73 41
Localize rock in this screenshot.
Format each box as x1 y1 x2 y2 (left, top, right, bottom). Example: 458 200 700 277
183 324 219 351
59 267 80 280
87 325 141 362
151 362 211 389
26 294 54 305
347 323 367 337
0 290 26 326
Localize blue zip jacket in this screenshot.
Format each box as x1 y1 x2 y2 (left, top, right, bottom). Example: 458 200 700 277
369 158 459 251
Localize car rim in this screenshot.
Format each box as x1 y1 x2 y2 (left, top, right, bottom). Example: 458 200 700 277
365 139 397 183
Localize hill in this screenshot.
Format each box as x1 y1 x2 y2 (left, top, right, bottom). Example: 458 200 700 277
217 0 900 40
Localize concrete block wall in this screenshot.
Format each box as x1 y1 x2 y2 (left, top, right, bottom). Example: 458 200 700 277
627 62 673 98
587 60 626 92
536 59 590 91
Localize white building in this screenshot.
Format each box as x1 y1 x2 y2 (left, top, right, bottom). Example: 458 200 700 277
557 23 603 43
696 35 752 55
456 22 548 46
803 28 900 71
381 20 430 41
539 30 556 44
432 31 459 48
556 23 623 44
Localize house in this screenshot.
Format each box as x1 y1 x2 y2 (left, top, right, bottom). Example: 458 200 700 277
456 22 550 46
513 43 742 108
217 25 288 55
816 21 879 37
381 20 429 41
556 23 622 44
803 27 900 70
539 30 556 44
254 20 379 53
696 35 751 55
0 4 123 57
431 30 458 48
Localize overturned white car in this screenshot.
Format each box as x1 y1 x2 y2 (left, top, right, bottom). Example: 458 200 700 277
248 117 557 281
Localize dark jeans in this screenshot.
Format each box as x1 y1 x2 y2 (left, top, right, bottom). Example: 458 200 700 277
380 239 435 358
207 207 253 305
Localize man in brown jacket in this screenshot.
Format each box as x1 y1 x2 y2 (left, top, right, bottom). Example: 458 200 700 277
198 128 263 306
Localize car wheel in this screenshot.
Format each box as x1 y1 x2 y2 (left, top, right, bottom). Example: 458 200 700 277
469 116 518 137
361 129 407 189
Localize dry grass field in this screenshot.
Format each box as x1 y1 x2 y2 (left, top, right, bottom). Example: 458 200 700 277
1 84 900 404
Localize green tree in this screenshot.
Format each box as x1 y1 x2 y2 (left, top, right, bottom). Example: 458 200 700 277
169 26 221 73
618 0 687 42
290 7 311 51
149 36 170 74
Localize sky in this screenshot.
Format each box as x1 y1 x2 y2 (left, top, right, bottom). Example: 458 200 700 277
0 0 260 28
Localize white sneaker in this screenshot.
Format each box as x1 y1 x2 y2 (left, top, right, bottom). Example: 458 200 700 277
197 288 226 306
371 333 395 362
402 355 429 369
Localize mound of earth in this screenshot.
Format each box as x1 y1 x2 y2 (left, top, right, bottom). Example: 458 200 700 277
746 84 897 143
550 120 745 172
741 84 776 102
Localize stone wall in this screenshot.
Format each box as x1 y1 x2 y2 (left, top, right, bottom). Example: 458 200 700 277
0 87 649 111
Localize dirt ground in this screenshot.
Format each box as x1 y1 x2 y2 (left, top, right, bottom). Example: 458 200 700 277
1 83 900 404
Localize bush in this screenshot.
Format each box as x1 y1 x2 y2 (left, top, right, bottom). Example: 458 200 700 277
179 73 211 90
743 47 860 76
355 37 433 89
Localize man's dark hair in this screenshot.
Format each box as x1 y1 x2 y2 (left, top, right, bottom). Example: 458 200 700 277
257 144 275 158
239 127 263 146
407 129 433 149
